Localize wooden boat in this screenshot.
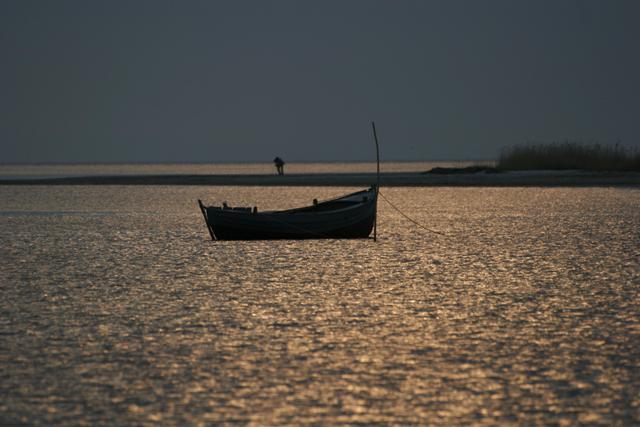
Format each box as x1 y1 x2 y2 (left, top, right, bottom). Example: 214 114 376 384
198 186 378 240
199 122 382 241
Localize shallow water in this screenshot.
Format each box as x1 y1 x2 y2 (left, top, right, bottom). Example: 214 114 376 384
1 185 639 425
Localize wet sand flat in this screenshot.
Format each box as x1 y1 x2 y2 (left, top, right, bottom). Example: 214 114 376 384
1 171 639 186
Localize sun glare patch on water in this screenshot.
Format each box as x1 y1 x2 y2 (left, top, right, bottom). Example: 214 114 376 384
0 185 639 424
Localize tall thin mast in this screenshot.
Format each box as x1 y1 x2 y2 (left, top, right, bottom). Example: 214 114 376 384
372 121 380 242
372 121 380 188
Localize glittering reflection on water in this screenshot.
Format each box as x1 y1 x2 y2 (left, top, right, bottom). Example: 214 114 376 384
0 186 639 425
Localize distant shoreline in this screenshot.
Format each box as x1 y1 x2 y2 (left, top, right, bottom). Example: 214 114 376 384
1 171 639 187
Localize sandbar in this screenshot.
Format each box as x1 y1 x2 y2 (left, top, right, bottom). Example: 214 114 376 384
1 171 639 187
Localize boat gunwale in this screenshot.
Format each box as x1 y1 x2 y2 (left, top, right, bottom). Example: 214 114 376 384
203 187 376 217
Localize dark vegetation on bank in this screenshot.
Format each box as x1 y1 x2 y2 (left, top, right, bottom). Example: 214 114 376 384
497 141 640 171
424 142 640 174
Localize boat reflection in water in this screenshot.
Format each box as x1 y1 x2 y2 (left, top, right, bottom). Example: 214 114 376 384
198 186 378 240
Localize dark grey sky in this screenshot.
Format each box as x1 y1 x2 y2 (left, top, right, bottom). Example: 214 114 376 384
2 0 639 163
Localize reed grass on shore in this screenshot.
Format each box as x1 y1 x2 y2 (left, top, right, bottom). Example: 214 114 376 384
498 141 640 171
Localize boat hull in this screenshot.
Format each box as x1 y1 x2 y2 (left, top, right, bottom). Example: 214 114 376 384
199 188 377 240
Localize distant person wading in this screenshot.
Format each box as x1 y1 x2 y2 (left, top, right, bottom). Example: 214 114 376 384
273 156 285 175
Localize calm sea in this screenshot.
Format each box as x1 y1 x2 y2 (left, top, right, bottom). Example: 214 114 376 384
1 168 638 424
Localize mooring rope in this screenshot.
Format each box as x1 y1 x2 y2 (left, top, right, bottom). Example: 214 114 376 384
378 190 448 236
206 189 446 239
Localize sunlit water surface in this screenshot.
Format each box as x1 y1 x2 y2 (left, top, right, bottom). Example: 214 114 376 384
1 185 638 425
